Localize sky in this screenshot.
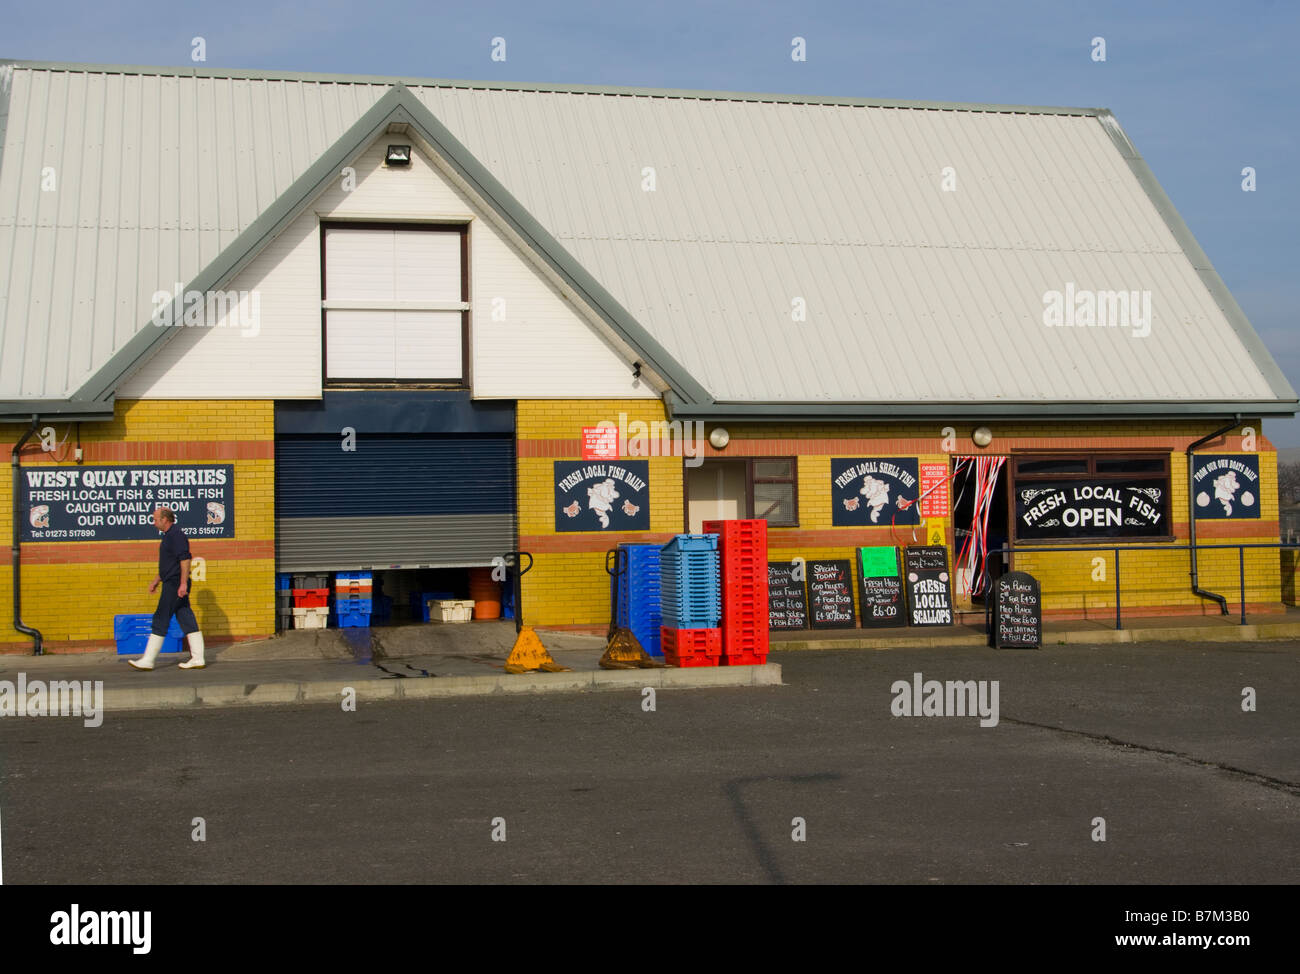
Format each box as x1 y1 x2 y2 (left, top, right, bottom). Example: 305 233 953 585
5 0 1298 442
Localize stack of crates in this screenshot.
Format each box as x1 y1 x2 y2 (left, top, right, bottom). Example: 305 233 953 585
292 573 330 629
659 534 722 667
611 543 664 657
334 572 373 628
704 518 770 665
276 574 293 631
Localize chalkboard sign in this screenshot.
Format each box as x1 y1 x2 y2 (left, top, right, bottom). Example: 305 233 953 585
768 561 808 631
904 546 953 627
857 546 904 628
808 560 856 629
992 571 1041 649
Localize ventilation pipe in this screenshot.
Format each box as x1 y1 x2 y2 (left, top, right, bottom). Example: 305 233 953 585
11 416 44 654
1186 414 1241 615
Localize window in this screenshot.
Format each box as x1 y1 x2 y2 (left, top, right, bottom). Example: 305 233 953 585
322 224 468 383
687 457 798 530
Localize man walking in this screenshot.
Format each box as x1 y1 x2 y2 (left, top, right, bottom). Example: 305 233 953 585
128 506 206 671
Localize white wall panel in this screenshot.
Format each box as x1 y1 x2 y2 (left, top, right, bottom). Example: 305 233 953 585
327 309 397 378
395 311 462 378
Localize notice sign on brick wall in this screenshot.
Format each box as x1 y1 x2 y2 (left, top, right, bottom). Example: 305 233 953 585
22 464 235 542
582 426 619 460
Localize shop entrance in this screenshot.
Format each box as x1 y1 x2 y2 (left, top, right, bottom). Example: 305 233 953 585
951 456 1009 601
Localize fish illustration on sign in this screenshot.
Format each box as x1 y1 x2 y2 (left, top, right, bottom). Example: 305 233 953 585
206 501 226 525
30 504 50 528
860 475 891 523
588 479 619 529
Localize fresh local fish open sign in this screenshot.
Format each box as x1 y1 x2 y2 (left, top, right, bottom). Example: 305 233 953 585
22 465 234 542
1016 480 1166 539
831 458 920 526
1192 455 1260 519
554 460 650 532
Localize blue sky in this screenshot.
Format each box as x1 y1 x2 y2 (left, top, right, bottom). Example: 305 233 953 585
7 0 1298 442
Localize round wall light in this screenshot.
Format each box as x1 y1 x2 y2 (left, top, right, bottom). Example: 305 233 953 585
709 427 730 449
972 426 994 448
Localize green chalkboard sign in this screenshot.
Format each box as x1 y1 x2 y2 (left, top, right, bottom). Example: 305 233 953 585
857 546 904 628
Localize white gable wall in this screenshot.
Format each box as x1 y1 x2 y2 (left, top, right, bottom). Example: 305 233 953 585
119 137 655 400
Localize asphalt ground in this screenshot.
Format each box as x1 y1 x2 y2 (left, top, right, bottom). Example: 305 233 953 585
0 639 1294 886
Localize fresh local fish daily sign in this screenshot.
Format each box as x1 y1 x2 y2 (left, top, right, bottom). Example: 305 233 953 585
1016 480 1166 539
554 460 650 532
23 465 234 542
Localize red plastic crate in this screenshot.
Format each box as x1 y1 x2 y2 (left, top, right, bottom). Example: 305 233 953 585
663 649 719 668
660 626 722 657
293 588 329 607
721 650 769 666
703 519 768 551
720 619 769 653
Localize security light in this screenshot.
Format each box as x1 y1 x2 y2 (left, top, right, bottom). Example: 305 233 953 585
972 426 993 448
386 145 412 167
709 428 730 449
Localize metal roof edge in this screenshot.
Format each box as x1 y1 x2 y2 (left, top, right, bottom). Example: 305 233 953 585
1095 110 1298 403
393 92 710 403
664 396 1297 421
0 58 1105 115
0 399 116 422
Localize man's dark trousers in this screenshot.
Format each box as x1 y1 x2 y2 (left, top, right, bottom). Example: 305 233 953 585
153 582 200 637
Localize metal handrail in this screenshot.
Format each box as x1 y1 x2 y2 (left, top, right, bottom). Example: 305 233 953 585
984 541 1300 632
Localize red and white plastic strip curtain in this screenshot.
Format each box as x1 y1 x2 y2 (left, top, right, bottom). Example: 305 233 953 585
954 455 1007 598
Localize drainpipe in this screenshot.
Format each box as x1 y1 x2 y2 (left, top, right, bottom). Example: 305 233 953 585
12 416 44 654
1187 414 1241 615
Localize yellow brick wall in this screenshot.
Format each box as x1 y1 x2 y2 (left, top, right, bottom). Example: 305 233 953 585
517 412 1282 626
1 399 276 651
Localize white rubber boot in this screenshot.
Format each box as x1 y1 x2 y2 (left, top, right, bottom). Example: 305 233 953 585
128 634 166 671
179 631 206 669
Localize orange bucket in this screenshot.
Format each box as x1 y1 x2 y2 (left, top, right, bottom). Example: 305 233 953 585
468 567 501 620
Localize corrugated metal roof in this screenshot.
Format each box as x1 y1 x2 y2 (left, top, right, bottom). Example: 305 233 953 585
0 61 1292 412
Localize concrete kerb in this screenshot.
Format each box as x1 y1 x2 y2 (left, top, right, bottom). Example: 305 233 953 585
91 664 783 714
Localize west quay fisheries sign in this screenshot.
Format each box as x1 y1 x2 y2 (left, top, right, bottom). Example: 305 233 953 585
22 465 234 542
1016 480 1166 540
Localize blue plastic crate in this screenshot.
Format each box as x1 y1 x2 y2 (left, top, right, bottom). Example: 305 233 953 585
336 610 371 628
335 571 372 581
276 574 292 590
335 596 373 612
113 614 186 655
662 534 719 553
410 590 454 622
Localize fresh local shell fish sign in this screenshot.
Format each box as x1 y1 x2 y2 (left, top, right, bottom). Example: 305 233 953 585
554 460 650 532
1191 455 1260 519
22 464 234 542
832 458 920 526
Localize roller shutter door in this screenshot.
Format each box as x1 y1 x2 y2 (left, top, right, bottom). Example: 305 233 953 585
275 434 515 572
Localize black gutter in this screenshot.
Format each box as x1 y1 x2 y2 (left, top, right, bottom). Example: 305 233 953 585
11 415 43 654
1187 415 1242 616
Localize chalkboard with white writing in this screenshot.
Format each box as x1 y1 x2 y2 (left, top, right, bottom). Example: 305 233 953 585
808 560 856 629
856 546 904 628
992 571 1041 649
904 546 953 627
768 561 808 631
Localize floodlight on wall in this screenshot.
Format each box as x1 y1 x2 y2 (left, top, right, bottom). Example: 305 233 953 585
386 145 412 167
709 428 730 450
972 426 994 448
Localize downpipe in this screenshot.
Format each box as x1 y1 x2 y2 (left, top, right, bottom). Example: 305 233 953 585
1187 414 1241 616
12 415 44 654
